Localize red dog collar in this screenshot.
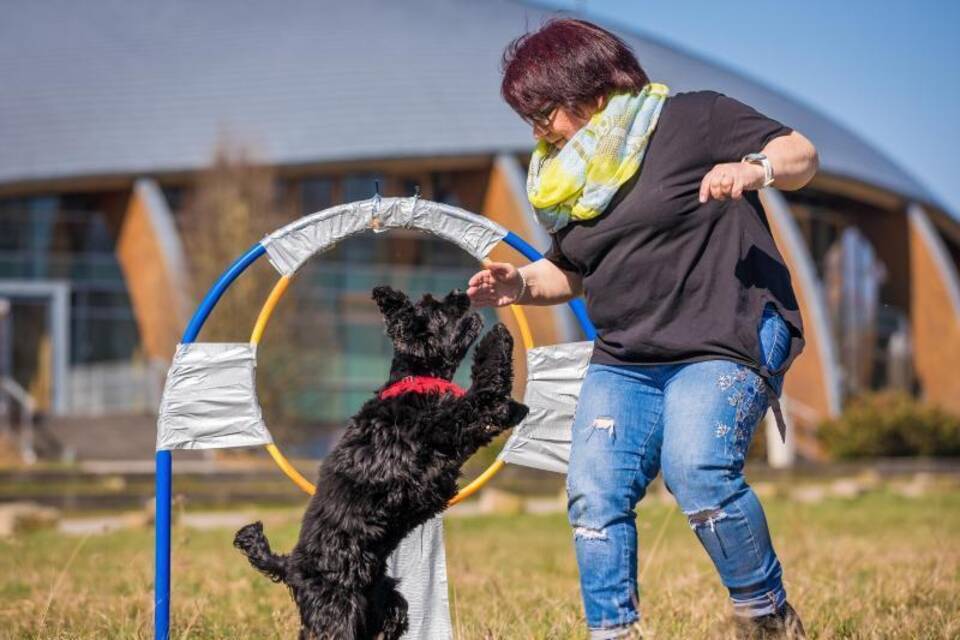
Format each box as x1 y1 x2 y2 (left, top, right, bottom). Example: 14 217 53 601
380 375 466 400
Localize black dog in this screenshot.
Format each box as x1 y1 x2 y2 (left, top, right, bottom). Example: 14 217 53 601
234 286 528 640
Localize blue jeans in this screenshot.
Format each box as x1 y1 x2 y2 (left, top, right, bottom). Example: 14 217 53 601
567 304 791 638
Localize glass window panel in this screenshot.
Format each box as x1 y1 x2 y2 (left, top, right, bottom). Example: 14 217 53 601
0 195 140 364
301 177 334 215
343 173 383 203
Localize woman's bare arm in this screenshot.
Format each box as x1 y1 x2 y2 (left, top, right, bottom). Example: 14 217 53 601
517 258 582 305
760 130 819 191
699 130 819 202
466 258 582 308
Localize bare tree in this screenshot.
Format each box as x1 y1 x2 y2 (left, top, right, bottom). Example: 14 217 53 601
179 140 332 439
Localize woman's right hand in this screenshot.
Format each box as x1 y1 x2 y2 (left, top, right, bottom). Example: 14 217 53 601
466 262 523 307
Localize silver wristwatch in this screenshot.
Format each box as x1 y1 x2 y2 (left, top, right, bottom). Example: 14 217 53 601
741 152 775 188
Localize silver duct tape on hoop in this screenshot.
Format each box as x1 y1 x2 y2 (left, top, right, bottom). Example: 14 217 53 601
261 196 509 276
156 342 273 451
386 516 454 640
497 340 593 474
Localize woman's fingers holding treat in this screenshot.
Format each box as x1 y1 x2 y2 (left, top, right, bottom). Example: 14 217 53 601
466 262 520 307
467 269 495 305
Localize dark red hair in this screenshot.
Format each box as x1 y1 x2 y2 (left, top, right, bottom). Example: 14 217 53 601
501 18 650 121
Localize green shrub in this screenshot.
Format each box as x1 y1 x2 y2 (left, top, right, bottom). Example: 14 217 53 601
818 390 960 458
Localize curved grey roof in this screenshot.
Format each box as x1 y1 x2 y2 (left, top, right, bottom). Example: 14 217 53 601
0 0 936 206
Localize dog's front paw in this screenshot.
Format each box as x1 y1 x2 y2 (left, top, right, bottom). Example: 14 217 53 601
468 400 528 452
471 323 514 395
506 399 529 426
492 399 529 430
454 312 484 357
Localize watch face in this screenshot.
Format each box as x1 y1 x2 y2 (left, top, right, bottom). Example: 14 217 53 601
742 153 773 186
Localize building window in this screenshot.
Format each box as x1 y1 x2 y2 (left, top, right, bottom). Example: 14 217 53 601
0 195 139 366
301 177 334 215
783 189 915 398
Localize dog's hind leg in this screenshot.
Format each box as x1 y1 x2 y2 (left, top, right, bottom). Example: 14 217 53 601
301 589 368 640
233 521 289 583
372 577 408 640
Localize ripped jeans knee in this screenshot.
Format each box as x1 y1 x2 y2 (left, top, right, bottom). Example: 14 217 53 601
566 485 641 630
573 524 609 541
566 479 631 538
687 506 729 532
685 506 733 559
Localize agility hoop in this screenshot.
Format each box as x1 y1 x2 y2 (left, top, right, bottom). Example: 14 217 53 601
154 195 596 639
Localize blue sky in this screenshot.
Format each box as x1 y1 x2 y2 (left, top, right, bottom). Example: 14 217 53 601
540 1 960 217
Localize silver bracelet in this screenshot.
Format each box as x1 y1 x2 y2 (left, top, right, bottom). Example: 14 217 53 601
515 268 527 304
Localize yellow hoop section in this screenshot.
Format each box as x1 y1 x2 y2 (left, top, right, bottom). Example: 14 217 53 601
249 273 534 505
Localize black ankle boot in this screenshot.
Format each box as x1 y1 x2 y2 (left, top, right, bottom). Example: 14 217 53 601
733 602 806 640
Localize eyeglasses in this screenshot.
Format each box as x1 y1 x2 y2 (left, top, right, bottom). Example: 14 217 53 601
525 105 559 129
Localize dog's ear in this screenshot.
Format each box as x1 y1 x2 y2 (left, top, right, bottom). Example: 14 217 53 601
372 286 413 320
443 289 471 316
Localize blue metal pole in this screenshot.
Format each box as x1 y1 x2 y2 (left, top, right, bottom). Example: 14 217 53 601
502 230 541 263
182 243 266 343
503 231 597 340
154 450 172 640
566 298 597 340
155 242 266 639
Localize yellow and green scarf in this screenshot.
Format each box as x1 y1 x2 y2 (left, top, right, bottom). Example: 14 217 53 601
526 82 670 233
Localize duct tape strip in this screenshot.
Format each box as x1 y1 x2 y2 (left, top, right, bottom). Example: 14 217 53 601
497 340 594 474
156 342 273 451
260 196 509 276
386 516 453 640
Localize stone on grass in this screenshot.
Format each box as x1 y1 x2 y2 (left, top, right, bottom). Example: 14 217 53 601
478 488 524 515
829 478 867 499
893 472 936 499
0 501 61 537
751 481 778 498
789 485 827 504
524 493 565 515
855 469 883 490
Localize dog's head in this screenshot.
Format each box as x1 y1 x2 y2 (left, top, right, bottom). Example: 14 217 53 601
372 285 483 380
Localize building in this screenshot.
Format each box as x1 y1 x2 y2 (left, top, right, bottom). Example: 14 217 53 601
2 0 958 460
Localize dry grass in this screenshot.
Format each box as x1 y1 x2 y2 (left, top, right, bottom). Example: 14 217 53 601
1 490 958 639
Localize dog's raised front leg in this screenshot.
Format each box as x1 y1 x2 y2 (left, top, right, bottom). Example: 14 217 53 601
454 323 530 453
469 323 514 397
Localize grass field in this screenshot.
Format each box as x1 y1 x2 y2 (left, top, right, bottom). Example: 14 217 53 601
1 489 958 639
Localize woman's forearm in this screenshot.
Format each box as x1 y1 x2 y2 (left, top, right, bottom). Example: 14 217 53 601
763 130 819 191
517 258 583 306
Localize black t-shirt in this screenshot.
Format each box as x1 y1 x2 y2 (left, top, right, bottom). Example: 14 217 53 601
545 89 805 378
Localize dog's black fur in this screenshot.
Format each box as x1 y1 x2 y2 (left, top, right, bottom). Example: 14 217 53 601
234 286 528 640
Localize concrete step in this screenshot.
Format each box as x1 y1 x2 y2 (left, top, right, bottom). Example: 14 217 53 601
40 413 169 461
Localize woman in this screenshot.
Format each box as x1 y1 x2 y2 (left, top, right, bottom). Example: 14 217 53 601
466 18 816 640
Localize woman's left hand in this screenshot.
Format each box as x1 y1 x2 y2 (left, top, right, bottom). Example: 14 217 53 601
698 162 765 203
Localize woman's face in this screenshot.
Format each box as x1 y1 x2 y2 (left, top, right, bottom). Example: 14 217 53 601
531 95 606 148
